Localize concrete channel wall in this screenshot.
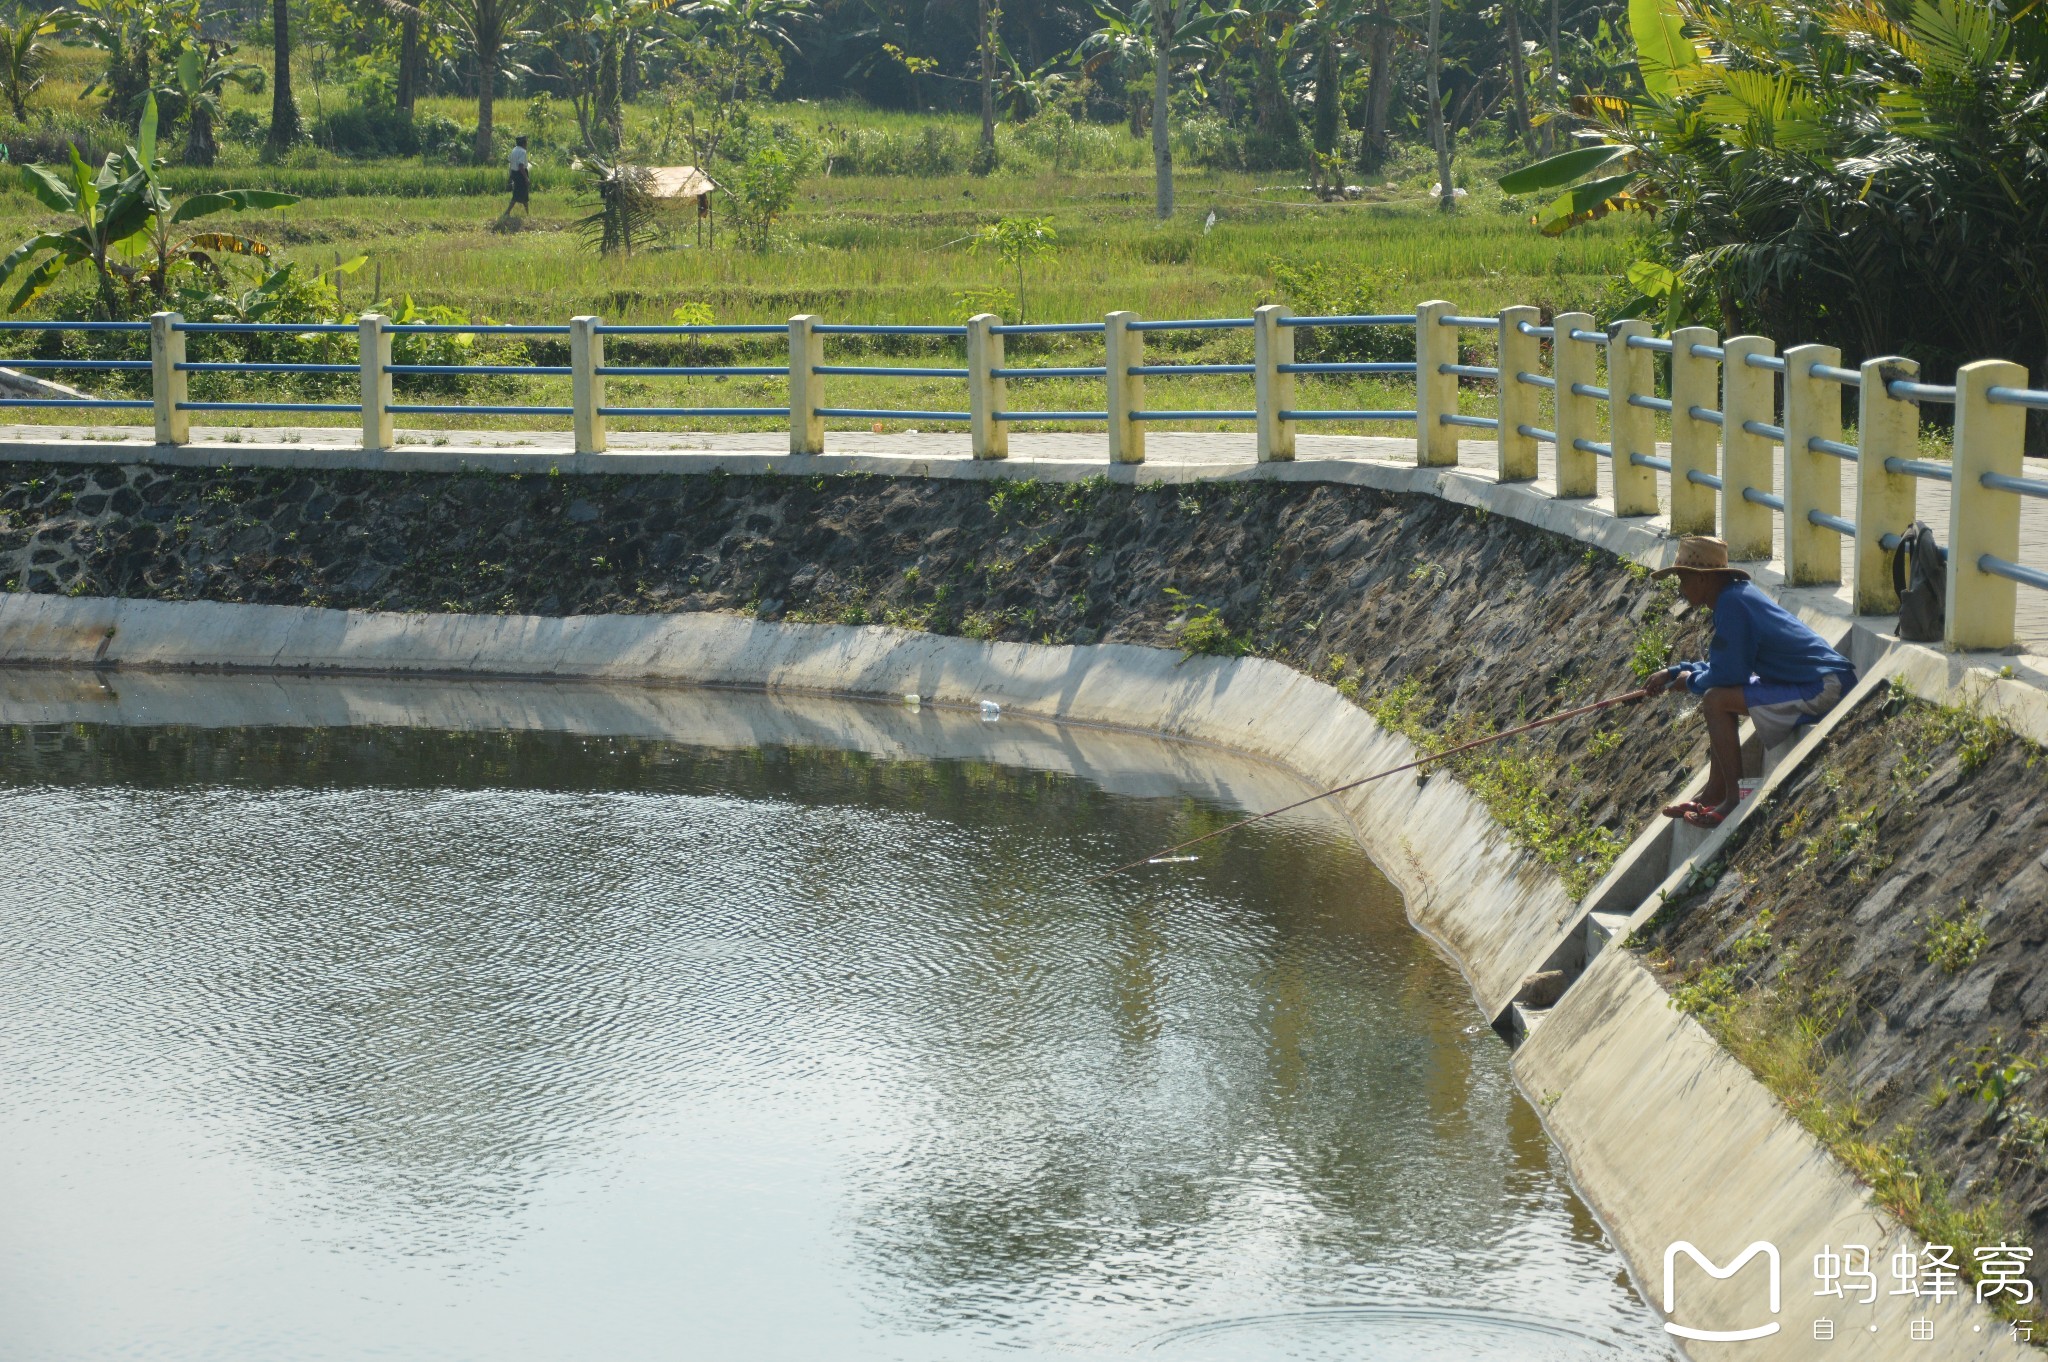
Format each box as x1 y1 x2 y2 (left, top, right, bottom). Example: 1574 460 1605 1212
3 443 2044 1358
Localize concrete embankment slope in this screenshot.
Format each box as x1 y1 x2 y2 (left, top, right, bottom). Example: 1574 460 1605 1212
5 448 2046 1357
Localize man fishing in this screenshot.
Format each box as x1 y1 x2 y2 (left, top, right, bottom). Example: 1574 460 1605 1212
1645 536 1857 828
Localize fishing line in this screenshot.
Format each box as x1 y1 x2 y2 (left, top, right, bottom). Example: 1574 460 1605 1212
1085 686 1652 884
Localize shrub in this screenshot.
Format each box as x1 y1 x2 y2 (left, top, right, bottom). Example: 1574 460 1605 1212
1267 260 1415 363
312 104 421 158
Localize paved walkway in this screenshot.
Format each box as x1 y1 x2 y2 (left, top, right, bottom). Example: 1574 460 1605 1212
5 423 2044 653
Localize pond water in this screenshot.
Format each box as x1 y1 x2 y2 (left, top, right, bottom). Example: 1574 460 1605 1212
0 675 1676 1362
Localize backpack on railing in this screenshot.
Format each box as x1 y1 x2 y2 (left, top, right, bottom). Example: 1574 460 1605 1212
1891 521 1946 642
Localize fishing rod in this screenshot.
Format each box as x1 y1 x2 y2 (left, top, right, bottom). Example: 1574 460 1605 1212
1085 685 1653 884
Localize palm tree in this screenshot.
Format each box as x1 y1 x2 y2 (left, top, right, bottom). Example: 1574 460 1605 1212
265 0 298 153
1083 0 1242 219
0 4 73 121
442 0 535 162
1424 0 1452 210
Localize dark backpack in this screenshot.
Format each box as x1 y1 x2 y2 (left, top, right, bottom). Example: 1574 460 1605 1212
1891 521 1946 642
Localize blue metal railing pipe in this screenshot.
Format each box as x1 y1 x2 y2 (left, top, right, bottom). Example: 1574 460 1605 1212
600 406 791 418
1438 315 1501 329
989 322 1106 336
1690 343 1726 360
1626 335 1675 353
815 407 970 420
1979 555 2048 592
1518 424 1558 444
1742 420 1785 441
1277 314 1416 327
1126 318 1253 332
1743 487 1786 511
176 401 361 413
1281 409 1417 422
1744 353 1788 373
1988 385 2048 410
1276 362 1416 375
1632 453 1673 471
1574 438 1613 457
4 358 151 371
993 411 1111 422
813 365 970 378
174 321 357 334
1688 469 1724 489
1888 380 1956 404
1884 457 1954 483
387 324 572 335
1690 406 1724 427
0 397 152 408
0 320 147 332
1442 413 1499 429
1566 328 1608 344
1570 382 1609 400
1128 409 1257 420
1809 510 1857 536
178 361 358 374
1808 363 1863 386
388 404 574 416
1808 437 1859 460
1440 363 1499 379
813 324 967 336
1516 321 1556 338
991 366 1108 379
1516 371 1556 390
385 364 570 376
1980 471 2048 501
593 324 785 335
595 365 787 377
1630 394 1673 413
1127 363 1255 375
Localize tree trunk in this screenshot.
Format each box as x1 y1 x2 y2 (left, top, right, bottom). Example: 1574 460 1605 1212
1360 12 1392 172
1544 0 1560 153
1504 4 1535 155
1426 0 1454 211
1312 35 1340 154
598 34 622 151
397 14 419 115
978 0 995 150
476 48 497 164
1151 36 1172 219
267 0 298 153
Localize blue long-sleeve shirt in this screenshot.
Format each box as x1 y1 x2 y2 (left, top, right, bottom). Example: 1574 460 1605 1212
1671 580 1854 695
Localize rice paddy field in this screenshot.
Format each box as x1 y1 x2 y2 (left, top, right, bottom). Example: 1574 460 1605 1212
0 42 1641 434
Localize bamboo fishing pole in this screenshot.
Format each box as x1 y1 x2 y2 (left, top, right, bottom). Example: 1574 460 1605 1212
1085 685 1653 884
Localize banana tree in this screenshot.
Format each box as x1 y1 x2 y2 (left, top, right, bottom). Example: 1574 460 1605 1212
0 95 296 316
166 41 264 168
0 4 75 121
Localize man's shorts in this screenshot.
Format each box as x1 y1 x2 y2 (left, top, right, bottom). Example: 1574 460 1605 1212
1745 671 1853 747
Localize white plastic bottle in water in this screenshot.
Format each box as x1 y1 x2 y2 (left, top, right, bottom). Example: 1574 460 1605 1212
979 700 1001 721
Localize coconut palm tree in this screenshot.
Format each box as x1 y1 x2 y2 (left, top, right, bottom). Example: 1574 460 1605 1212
0 4 73 121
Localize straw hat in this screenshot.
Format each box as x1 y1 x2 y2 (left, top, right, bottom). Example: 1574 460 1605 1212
1650 536 1751 581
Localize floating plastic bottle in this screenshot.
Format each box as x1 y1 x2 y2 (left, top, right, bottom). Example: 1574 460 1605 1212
979 700 1001 721
902 693 921 709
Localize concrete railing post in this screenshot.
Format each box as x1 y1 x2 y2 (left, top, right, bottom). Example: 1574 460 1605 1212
1105 310 1144 464
1945 359 2029 652
789 313 824 455
1495 306 1540 483
1414 300 1459 467
1253 303 1295 462
1607 319 1658 517
1782 342 1844 585
570 315 606 456
1668 326 1720 536
1852 356 1921 616
1720 335 1778 563
966 313 1006 460
149 311 187 446
1551 312 1599 498
358 312 394 451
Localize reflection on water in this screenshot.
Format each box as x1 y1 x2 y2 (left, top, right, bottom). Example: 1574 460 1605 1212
0 690 1674 1361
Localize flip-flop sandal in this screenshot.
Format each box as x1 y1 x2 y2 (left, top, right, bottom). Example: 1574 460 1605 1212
1682 806 1728 829
1662 799 1708 819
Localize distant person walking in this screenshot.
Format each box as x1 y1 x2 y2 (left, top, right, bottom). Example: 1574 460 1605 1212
506 136 531 216
1644 536 1857 828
